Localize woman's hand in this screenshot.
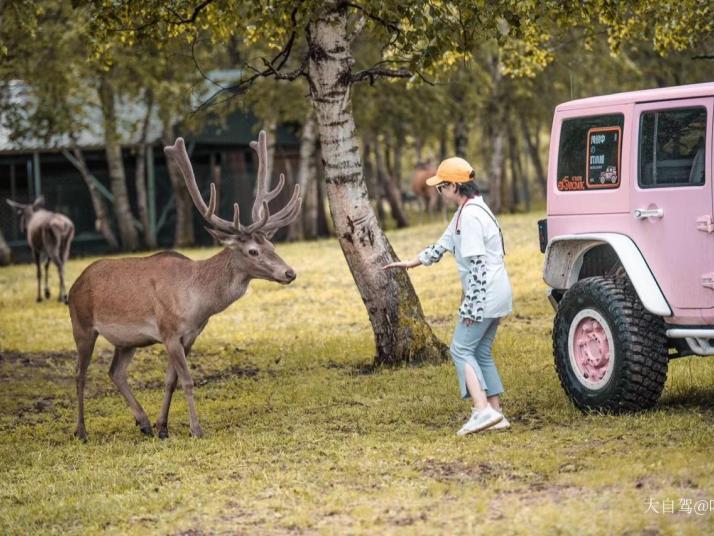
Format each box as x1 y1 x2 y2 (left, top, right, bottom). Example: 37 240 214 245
382 258 421 270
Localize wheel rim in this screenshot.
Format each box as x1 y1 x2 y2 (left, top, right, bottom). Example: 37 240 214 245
567 309 615 390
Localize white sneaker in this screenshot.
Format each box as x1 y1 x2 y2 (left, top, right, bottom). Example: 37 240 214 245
486 416 510 431
466 410 511 431
456 406 503 436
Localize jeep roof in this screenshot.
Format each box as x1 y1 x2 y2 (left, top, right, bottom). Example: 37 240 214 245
555 81 714 111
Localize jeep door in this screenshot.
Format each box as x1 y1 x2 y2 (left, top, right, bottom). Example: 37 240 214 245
630 98 714 313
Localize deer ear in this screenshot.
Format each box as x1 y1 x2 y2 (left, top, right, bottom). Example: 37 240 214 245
205 227 238 246
32 196 45 209
6 199 25 211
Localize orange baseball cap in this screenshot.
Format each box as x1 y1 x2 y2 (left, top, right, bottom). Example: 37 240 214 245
426 157 474 186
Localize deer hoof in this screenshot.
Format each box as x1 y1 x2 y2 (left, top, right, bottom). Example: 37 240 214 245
190 426 204 438
156 425 169 439
135 418 153 436
74 429 88 442
36 296 42 303
45 289 50 299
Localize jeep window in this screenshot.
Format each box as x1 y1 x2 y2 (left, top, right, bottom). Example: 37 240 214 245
557 114 624 192
638 107 706 188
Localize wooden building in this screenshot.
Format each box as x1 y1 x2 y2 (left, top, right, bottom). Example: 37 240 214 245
0 110 300 261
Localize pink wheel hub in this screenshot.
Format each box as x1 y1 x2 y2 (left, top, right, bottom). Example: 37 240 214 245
573 318 610 381
568 309 615 389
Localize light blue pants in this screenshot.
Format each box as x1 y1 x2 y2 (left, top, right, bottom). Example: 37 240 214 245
450 317 504 400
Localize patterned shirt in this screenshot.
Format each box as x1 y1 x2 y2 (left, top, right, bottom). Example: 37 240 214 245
418 197 512 321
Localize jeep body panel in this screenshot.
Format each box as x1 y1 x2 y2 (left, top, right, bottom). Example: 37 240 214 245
629 98 713 311
543 233 671 317
546 83 714 325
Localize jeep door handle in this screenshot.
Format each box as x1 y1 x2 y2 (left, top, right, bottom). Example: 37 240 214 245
634 208 664 220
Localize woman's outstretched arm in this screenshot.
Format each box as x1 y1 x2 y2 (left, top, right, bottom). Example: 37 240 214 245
382 242 449 270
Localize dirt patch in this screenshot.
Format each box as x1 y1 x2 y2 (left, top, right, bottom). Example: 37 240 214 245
510 403 548 430
1 349 261 388
133 364 261 391
0 350 77 388
420 459 518 484
380 509 428 527
0 350 75 369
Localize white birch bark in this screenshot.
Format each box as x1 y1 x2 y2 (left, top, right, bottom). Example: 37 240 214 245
307 4 446 365
288 113 318 240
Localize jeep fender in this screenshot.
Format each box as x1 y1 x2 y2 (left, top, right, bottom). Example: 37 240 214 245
543 233 672 317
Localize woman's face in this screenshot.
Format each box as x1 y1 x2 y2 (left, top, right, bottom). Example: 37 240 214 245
436 182 461 205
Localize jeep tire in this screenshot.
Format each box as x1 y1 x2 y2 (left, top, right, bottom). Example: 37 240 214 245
553 276 668 412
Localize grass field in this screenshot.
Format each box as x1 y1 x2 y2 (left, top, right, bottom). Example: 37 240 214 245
1 211 713 535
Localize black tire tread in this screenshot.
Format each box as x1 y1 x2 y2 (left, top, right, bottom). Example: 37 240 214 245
553 276 668 413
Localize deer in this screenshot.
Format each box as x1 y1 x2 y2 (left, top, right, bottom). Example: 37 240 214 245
5 196 75 304
68 130 301 441
411 161 440 215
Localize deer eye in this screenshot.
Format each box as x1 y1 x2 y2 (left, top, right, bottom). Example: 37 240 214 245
248 249 259 257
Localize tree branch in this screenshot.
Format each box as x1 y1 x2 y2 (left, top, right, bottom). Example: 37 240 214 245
351 67 412 84
165 0 216 25
342 2 400 35
350 62 434 86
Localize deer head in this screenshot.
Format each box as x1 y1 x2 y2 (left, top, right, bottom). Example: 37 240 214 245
164 130 302 284
6 196 45 233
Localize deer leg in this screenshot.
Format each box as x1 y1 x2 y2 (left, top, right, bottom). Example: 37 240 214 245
58 260 67 304
165 339 202 437
43 256 51 299
155 363 178 439
108 346 153 436
59 230 72 304
74 329 97 442
33 251 42 302
51 255 67 303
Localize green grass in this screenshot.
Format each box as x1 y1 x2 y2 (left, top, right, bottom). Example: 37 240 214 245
1 211 714 535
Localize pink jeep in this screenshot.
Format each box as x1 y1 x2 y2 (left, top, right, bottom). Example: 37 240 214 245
540 82 714 412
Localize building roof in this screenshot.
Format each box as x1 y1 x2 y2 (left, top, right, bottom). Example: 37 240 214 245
0 80 165 154
0 71 299 155
556 82 714 111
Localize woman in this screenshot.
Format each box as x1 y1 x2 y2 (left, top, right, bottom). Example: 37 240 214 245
383 156 512 436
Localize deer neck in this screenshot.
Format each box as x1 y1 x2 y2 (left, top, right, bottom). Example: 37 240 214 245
194 248 252 316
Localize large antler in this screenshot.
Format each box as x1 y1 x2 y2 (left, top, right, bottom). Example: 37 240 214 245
163 130 302 237
164 137 244 234
247 130 302 236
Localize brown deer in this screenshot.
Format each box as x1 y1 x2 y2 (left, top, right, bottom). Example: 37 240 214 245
5 196 75 303
411 161 440 215
68 130 301 441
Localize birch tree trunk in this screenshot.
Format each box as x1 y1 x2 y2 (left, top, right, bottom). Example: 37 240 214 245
521 116 547 197
362 138 385 227
307 4 447 365
506 117 520 212
375 136 409 228
454 114 469 157
288 113 318 241
209 152 222 245
314 158 331 237
162 119 195 247
0 228 11 265
65 145 119 249
265 119 277 182
134 91 156 249
487 54 505 214
98 76 139 251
